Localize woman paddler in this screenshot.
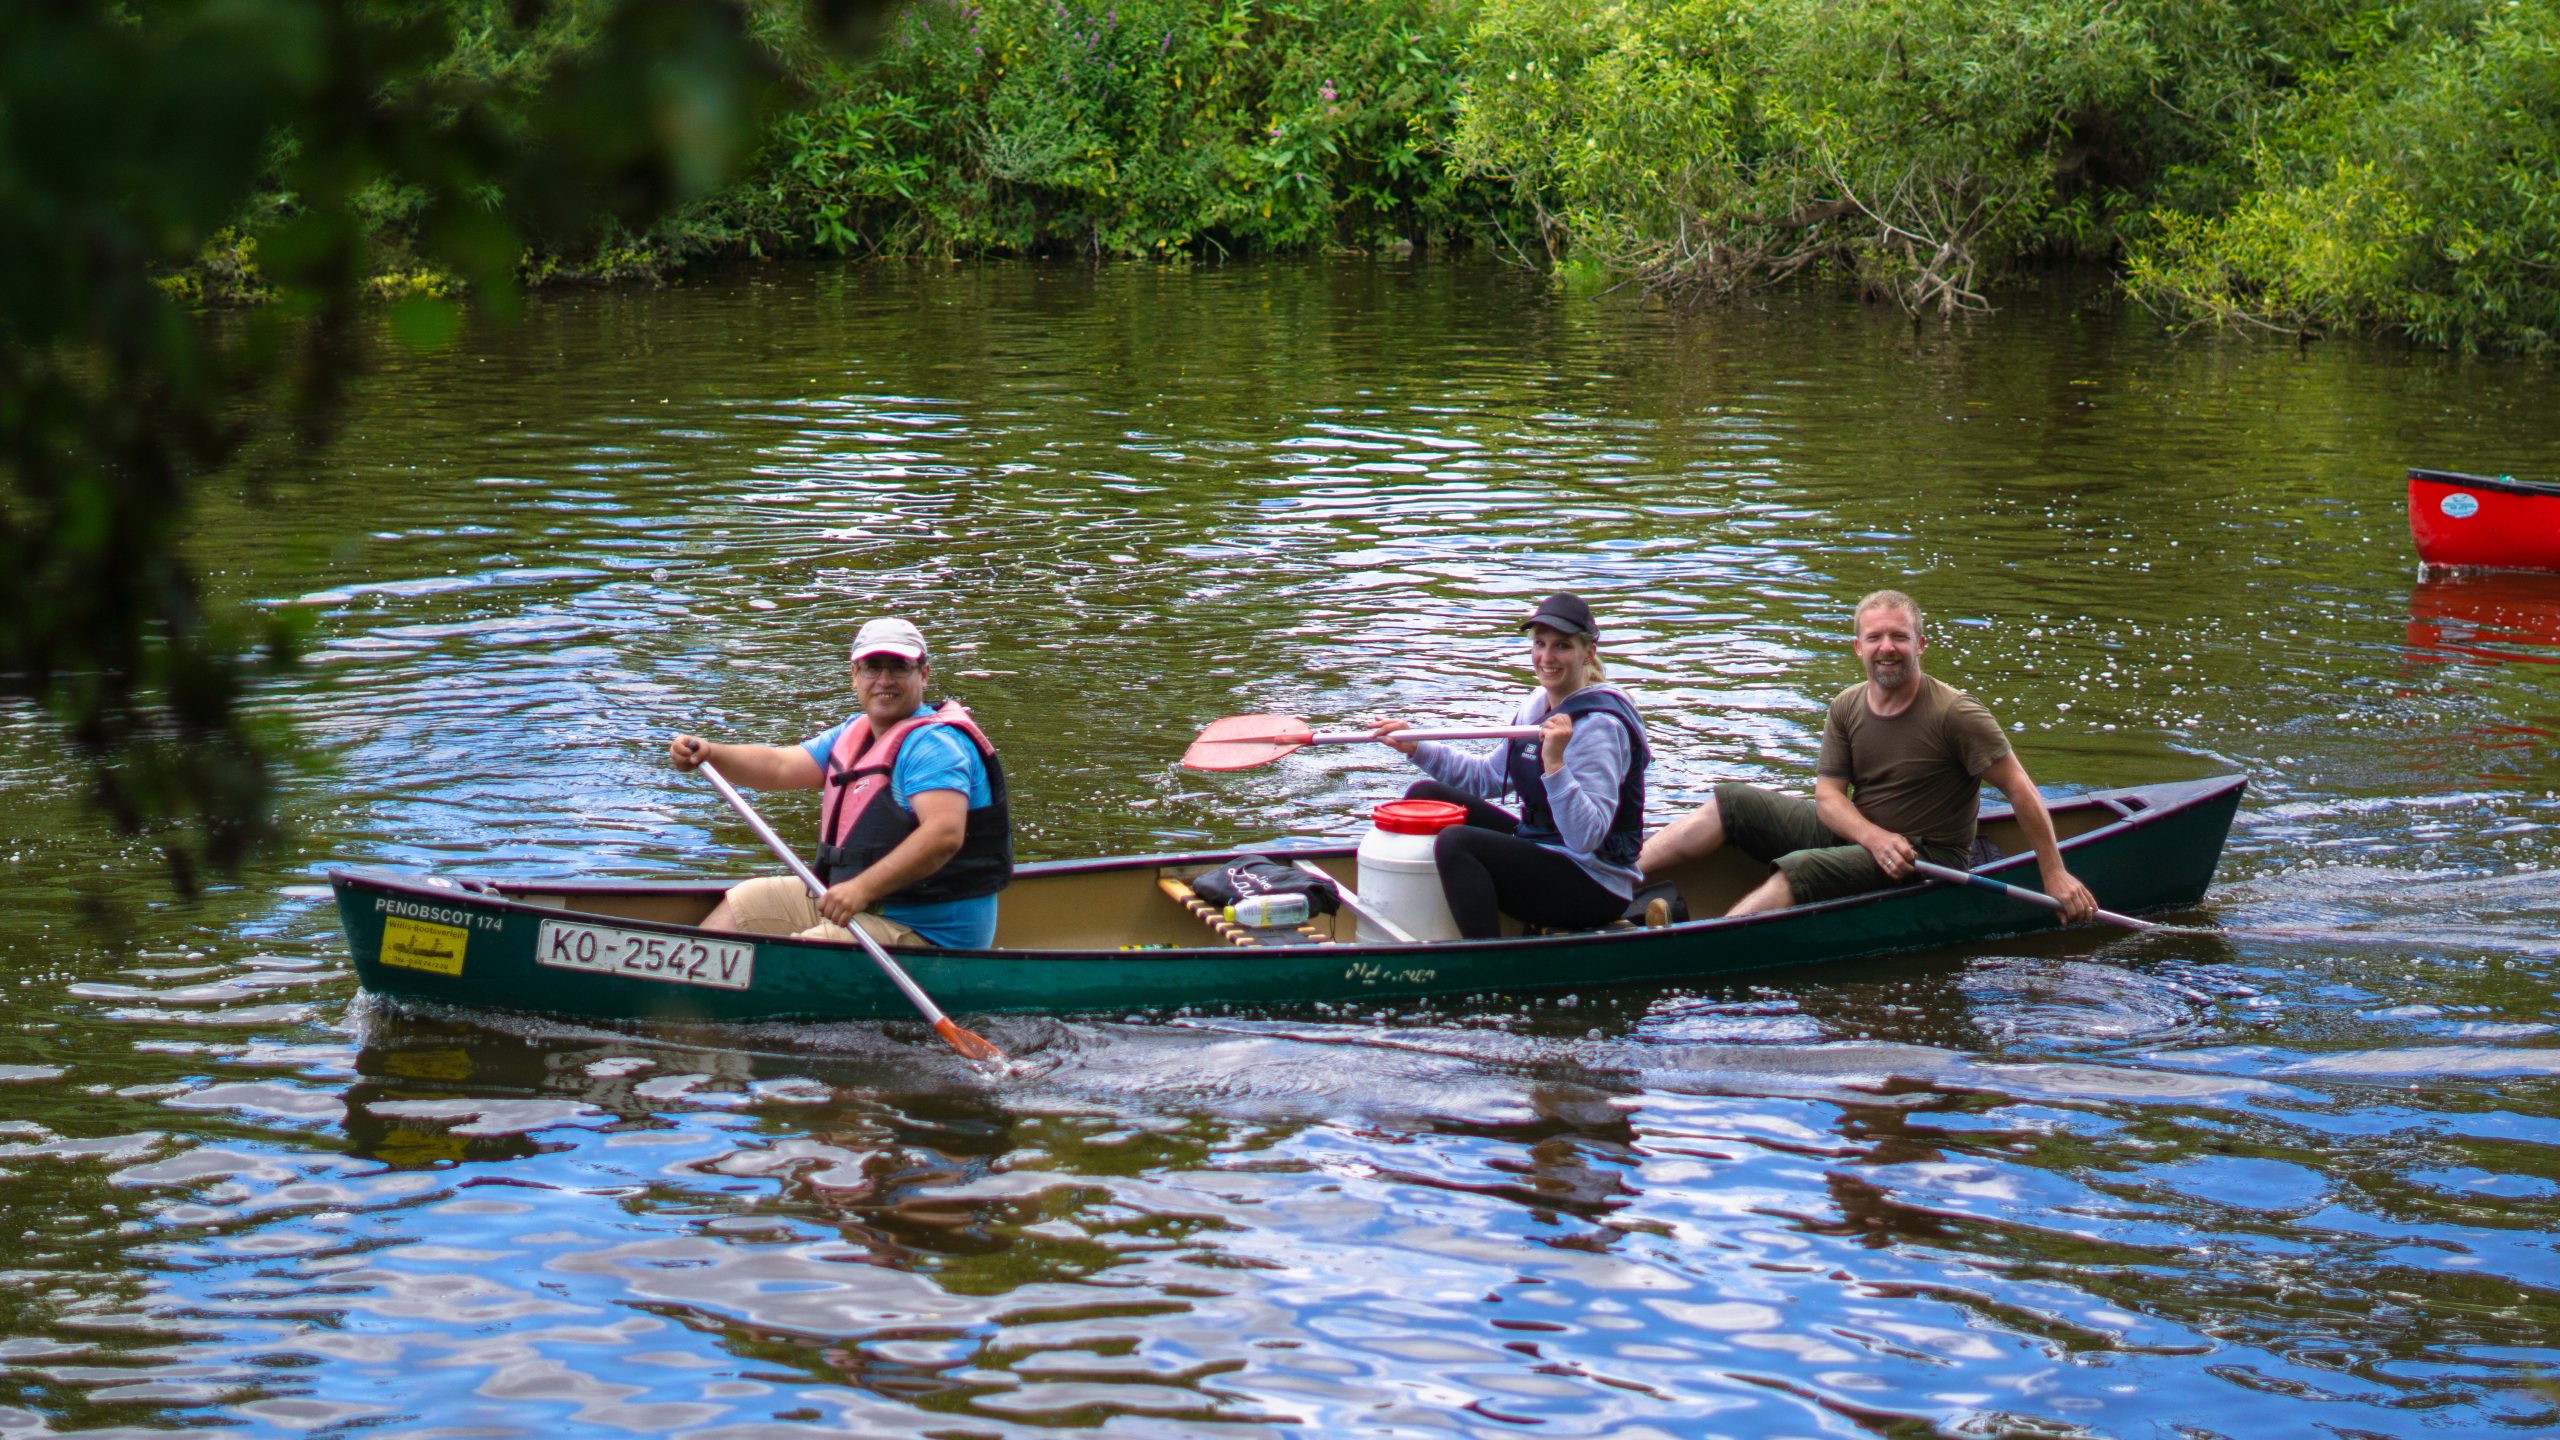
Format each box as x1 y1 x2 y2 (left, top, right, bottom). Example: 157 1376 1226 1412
1370 593 1651 940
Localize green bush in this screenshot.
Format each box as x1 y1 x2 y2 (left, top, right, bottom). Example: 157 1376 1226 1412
2125 3 2560 350
741 0 1498 258
1451 0 1764 271
1449 0 2294 310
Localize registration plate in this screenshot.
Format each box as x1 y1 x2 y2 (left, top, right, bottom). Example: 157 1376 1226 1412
536 920 755 991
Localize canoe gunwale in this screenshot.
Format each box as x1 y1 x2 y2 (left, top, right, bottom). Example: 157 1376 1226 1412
327 774 2243 960
2409 468 2560 501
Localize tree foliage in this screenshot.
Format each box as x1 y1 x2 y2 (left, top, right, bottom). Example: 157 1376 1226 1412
9 0 2560 893
736 0 1496 259
1449 0 2292 311
0 0 839 891
2125 2 2560 350
1445 0 2560 348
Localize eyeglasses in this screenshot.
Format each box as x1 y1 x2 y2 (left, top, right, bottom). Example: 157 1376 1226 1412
854 656 922 678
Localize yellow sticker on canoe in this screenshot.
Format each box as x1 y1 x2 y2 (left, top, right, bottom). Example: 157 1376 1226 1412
381 916 468 975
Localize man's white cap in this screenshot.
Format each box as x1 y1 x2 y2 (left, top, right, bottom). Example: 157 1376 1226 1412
849 617 928 663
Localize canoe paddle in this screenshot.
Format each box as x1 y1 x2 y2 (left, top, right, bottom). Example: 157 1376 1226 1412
1912 859 2156 931
1914 858 2373 946
698 761 1005 1065
1182 713 1541 771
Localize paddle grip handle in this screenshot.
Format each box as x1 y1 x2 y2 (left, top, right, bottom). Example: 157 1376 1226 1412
1912 859 2153 932
698 760 961 1028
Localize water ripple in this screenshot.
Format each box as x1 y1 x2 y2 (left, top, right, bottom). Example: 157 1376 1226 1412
4 262 2559 1436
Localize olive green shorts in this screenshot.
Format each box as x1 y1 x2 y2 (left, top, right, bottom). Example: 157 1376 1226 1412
1713 782 1970 906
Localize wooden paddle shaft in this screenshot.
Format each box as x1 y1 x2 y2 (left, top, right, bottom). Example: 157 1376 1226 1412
698 760 981 1038
1912 859 2153 931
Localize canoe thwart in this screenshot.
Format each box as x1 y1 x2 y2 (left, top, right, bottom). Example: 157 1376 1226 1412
1155 874 1334 948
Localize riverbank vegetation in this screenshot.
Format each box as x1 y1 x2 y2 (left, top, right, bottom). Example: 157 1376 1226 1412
205 0 2560 354
744 0 1497 258
1448 0 2560 351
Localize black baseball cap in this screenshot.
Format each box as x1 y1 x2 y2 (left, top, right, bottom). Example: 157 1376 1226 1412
1519 592 1598 639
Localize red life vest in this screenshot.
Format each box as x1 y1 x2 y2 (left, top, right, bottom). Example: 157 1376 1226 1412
812 700 1013 904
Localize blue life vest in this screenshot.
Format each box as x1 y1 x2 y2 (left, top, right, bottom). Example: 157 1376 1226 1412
1502 686 1649 868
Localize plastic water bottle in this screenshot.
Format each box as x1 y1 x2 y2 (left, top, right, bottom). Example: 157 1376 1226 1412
1224 893 1312 928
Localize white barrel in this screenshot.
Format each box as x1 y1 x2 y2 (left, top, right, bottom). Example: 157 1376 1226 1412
1353 800 1466 944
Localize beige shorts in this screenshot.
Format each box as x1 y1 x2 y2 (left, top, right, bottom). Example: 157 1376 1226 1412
718 875 925 947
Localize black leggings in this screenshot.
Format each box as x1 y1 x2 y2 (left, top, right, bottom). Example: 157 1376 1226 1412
1404 781 1629 940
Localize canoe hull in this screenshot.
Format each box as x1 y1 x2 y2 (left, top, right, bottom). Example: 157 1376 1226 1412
2410 468 2560 572
333 775 2244 1026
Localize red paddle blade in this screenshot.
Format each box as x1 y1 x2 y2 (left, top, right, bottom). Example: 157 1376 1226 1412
1180 713 1317 771
934 1017 1006 1064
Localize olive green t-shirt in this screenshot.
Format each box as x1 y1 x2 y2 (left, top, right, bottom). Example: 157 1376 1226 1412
1815 675 2012 851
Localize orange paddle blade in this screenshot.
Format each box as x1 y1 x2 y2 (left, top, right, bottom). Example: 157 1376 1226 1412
1180 713 1318 771
934 1016 1006 1064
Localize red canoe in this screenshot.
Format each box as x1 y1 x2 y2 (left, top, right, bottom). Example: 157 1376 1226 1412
2410 468 2560 572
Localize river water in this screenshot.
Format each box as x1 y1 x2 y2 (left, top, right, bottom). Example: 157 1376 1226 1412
2 261 2556 1437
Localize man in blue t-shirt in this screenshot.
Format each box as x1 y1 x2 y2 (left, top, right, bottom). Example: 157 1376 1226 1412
668 617 1008 948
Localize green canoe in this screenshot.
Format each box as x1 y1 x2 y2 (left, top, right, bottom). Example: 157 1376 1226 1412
331 774 2243 1026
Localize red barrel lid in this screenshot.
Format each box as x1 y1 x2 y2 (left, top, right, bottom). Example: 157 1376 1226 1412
1371 799 1466 835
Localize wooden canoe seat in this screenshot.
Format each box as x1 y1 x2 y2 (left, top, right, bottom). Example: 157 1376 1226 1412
1521 895 1673 937
1156 876 1335 947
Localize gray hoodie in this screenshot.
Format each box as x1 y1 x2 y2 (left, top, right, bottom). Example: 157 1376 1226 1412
1406 684 1641 898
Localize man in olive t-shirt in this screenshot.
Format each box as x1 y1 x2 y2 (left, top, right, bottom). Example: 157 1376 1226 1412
1638 590 2098 920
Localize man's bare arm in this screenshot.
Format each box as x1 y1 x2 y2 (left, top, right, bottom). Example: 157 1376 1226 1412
667 736 825 790
1977 753 2097 922
815 788 968 925
1815 773 1916 878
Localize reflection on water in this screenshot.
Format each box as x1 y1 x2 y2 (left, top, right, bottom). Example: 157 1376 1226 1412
1 261 2558 1436
2409 568 2560 666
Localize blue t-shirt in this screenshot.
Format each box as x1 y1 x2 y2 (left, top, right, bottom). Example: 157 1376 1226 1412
802 714 998 948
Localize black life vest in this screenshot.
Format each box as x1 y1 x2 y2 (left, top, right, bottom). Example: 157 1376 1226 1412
812 700 1013 904
1503 686 1649 869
